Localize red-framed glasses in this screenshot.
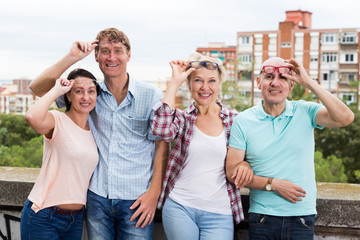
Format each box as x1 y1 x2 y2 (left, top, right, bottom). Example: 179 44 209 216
261 65 292 74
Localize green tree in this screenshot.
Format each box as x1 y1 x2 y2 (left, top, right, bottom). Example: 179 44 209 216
315 106 360 183
0 135 43 168
0 113 39 147
220 80 251 112
0 113 42 168
11 135 43 167
314 151 348 183
0 145 12 166
288 84 315 101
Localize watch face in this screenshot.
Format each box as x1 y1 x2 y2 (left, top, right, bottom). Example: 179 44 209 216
266 184 272 191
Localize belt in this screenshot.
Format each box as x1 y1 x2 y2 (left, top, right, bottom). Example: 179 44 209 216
26 200 83 216
49 206 83 216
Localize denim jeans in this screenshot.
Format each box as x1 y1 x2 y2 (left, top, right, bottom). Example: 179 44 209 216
20 199 84 240
85 190 153 240
249 213 315 240
162 198 234 240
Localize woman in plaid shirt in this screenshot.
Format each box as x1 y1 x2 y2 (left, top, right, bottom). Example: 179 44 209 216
151 52 253 239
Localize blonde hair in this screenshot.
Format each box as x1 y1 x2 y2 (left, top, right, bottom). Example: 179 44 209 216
187 52 226 82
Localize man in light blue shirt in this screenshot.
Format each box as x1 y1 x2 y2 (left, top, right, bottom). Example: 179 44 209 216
30 28 169 240
226 57 354 239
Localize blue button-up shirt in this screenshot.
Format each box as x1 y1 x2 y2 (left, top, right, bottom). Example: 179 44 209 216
82 74 163 199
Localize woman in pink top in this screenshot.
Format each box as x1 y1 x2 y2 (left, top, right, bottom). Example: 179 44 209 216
20 68 100 240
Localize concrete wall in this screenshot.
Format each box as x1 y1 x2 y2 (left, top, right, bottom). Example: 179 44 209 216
1 167 360 240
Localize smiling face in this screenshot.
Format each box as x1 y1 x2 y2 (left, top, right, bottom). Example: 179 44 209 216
66 77 97 114
95 37 131 80
188 68 221 107
257 57 294 107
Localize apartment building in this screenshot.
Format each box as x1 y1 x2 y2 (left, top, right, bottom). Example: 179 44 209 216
196 42 237 81
0 79 35 115
236 10 359 105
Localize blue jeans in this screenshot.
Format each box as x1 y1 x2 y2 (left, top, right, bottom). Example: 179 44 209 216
85 190 153 240
249 213 315 240
162 198 234 240
20 199 84 240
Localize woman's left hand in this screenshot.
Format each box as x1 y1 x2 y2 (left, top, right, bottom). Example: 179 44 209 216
231 161 254 189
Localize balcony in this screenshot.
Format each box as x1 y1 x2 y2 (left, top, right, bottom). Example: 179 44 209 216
1 167 360 240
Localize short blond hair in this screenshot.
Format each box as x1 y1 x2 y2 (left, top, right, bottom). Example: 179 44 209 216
95 28 131 53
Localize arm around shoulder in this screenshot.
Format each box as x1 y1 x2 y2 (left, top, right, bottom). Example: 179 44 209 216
30 41 98 97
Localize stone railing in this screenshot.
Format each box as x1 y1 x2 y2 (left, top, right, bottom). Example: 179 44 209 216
1 167 360 240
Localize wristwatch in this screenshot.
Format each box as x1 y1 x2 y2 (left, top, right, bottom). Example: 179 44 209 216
265 177 273 191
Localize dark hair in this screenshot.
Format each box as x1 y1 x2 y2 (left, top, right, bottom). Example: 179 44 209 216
63 68 101 111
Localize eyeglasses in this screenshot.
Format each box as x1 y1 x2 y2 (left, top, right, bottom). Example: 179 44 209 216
261 65 292 74
189 61 218 70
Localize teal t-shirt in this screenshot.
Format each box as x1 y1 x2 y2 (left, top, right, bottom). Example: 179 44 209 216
229 100 324 216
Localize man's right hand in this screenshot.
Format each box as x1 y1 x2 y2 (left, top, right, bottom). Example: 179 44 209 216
68 40 98 61
272 178 306 203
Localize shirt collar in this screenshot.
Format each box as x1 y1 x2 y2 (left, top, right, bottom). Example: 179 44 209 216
98 73 135 98
256 99 293 120
185 101 231 119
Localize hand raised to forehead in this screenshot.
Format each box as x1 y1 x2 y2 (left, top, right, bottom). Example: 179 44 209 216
68 40 98 61
169 60 195 87
283 58 313 88
53 78 74 95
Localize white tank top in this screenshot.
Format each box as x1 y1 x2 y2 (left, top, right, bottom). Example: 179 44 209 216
169 125 232 215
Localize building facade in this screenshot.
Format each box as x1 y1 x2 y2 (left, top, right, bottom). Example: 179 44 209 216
196 42 237 81
0 79 35 115
236 10 359 105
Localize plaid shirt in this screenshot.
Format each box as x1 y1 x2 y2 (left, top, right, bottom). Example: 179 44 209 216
151 101 245 224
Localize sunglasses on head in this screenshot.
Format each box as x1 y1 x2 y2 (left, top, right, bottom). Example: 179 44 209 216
261 65 292 74
189 61 218 70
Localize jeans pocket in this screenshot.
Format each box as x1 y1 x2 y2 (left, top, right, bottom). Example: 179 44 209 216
297 215 315 229
29 207 53 221
249 213 267 226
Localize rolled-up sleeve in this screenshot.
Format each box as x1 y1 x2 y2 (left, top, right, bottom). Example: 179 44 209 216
151 101 184 142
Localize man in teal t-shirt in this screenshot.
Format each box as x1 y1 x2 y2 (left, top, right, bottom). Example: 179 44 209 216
226 57 354 240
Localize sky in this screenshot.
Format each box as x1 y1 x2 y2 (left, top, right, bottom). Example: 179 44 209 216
1 0 359 82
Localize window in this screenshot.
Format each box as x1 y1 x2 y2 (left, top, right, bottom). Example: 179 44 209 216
345 53 355 63
340 93 356 105
281 42 291 48
322 53 337 63
238 54 252 63
340 52 357 64
9 97 16 103
310 57 318 62
239 36 251 45
323 73 328 81
240 71 251 80
341 32 357 44
349 73 356 81
322 33 338 44
340 73 356 82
